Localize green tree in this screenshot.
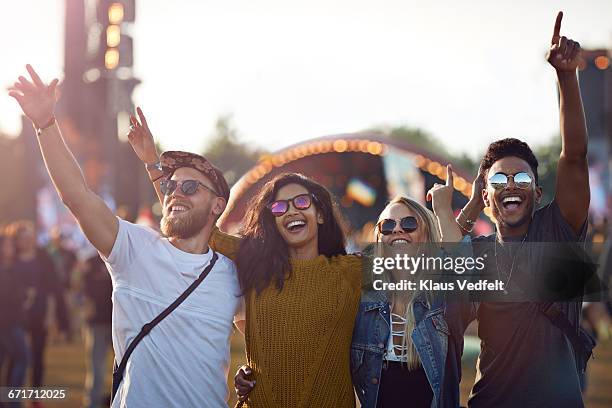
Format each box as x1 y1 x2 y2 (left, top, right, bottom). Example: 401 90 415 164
202 115 267 186
366 125 480 175
532 135 561 204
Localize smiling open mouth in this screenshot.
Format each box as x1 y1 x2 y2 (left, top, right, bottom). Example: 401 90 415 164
390 238 410 246
285 219 306 232
501 195 523 211
169 204 189 215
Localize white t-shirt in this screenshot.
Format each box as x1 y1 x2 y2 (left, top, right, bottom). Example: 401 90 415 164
102 219 244 408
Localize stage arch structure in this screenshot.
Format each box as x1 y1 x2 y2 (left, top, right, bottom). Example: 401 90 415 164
219 133 492 247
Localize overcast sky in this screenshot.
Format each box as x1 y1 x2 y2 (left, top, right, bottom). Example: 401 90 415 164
1 0 611 160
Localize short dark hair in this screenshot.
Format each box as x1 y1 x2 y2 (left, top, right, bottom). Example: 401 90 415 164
479 138 539 184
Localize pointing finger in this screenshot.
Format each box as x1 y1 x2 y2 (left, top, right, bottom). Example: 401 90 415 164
136 107 150 131
446 164 454 188
551 11 563 45
26 64 45 89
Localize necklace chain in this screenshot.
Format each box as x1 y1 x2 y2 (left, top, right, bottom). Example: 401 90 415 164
494 231 528 294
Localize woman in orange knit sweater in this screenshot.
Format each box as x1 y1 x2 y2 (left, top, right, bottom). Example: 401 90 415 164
126 109 361 407
220 173 362 407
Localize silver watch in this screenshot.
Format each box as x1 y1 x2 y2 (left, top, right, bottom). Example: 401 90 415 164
145 161 162 172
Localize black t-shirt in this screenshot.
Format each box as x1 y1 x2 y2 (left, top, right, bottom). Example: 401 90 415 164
469 201 587 408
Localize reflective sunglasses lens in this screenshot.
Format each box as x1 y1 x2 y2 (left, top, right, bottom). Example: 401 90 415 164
160 180 176 196
293 194 312 210
269 201 288 216
181 180 199 195
379 219 397 235
488 173 508 189
400 216 418 232
513 172 532 188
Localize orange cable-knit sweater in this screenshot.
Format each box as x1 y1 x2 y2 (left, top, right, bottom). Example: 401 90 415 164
210 229 362 408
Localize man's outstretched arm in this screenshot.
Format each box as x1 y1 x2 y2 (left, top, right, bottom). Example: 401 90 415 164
9 65 118 257
547 12 590 234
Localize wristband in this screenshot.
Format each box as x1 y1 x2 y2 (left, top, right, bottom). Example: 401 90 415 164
458 209 476 226
34 117 57 136
456 219 474 234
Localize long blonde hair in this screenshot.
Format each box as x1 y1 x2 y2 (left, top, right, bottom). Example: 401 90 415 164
375 196 441 369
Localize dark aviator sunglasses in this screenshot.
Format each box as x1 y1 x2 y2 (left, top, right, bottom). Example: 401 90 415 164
377 216 419 235
160 179 220 197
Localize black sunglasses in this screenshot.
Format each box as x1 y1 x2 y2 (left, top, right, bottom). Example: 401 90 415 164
488 172 533 190
160 179 219 197
377 216 419 235
267 193 315 217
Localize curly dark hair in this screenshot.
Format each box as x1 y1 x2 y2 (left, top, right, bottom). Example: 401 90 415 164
236 173 347 295
479 138 539 184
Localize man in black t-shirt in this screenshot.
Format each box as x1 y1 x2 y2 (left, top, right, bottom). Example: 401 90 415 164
457 12 590 408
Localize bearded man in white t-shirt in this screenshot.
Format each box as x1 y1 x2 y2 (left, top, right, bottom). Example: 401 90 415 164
9 65 245 408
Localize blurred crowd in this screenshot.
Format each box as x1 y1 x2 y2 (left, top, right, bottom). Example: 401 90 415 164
0 220 112 408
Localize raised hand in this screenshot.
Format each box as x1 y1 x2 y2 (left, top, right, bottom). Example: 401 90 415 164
470 164 486 209
127 107 160 165
8 64 59 128
546 11 582 72
426 164 455 216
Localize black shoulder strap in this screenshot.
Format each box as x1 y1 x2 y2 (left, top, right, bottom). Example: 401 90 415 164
539 302 595 371
111 251 219 401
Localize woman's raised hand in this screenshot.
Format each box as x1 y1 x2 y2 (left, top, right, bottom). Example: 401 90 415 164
427 164 455 216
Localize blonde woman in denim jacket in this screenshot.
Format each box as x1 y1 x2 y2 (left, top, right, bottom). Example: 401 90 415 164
352 169 475 408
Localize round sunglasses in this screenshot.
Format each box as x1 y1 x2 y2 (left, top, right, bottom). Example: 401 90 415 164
377 216 419 235
488 172 533 190
160 179 219 197
267 193 315 217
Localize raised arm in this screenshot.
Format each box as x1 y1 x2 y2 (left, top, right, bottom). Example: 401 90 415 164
127 107 164 204
427 164 463 242
546 12 589 234
9 65 118 257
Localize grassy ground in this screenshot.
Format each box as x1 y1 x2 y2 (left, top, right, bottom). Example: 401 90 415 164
35 332 612 407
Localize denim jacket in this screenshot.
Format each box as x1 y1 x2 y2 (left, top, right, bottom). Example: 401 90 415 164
351 239 476 408
351 291 474 408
